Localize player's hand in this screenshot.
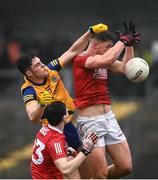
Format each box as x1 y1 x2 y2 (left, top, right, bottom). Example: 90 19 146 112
117 21 141 46
39 91 52 107
89 23 108 34
128 21 141 43
81 132 98 156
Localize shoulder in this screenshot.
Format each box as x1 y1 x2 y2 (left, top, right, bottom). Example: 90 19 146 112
74 52 89 60
21 86 37 103
21 85 36 95
47 59 62 72
73 52 90 67
47 131 65 151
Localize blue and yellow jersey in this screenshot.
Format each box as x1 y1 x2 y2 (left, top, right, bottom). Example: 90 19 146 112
21 59 76 122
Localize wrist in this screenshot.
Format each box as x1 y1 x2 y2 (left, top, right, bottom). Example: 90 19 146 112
119 39 128 46
89 26 94 34
39 102 46 108
81 148 90 156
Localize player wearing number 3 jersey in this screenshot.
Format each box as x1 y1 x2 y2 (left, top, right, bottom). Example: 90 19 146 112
31 101 98 179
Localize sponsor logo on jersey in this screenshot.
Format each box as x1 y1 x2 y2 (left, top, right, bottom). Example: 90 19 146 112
93 68 108 79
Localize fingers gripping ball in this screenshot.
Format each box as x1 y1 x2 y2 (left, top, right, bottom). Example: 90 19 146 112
81 132 98 156
89 23 108 33
39 91 53 107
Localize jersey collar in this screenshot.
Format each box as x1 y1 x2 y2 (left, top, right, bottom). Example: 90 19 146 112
25 76 47 86
48 124 63 134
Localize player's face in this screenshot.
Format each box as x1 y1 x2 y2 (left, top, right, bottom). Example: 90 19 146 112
97 40 113 55
30 57 48 78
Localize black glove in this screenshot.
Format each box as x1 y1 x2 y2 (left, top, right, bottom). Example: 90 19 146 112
81 132 98 156
117 21 141 46
127 21 141 44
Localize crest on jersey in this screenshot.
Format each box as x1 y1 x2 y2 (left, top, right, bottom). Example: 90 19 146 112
93 68 108 79
51 76 57 82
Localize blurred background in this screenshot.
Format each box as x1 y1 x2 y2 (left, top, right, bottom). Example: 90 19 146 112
0 0 158 178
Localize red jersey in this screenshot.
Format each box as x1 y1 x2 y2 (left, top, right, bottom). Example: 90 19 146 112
73 53 111 108
31 125 67 179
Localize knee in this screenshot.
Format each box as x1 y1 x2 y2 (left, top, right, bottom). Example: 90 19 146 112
118 162 133 176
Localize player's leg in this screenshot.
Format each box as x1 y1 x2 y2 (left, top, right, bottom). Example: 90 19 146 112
78 159 91 179
105 111 132 178
86 146 108 178
106 140 132 178
77 114 111 178
65 155 80 179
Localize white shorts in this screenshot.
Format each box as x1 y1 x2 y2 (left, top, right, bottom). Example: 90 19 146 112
77 110 126 147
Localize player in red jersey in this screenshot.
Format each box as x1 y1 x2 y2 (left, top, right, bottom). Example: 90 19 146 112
31 101 98 179
73 22 141 178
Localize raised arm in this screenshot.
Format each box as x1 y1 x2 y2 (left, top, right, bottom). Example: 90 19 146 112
109 46 135 74
58 23 108 67
109 21 141 74
86 21 141 72
85 40 125 69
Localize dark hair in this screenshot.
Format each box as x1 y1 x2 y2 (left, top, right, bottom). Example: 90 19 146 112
44 101 66 126
91 31 114 43
16 54 36 75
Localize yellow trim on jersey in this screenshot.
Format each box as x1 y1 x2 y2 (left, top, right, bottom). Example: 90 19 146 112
58 58 64 68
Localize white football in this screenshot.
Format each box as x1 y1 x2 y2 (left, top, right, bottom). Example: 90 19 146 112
125 57 150 83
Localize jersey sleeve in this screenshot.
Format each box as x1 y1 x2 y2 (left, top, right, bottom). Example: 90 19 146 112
48 138 67 161
47 59 62 72
22 86 37 104
73 54 89 68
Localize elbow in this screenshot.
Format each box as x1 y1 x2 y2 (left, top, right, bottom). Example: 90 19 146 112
107 53 118 66
29 116 39 124
61 169 72 177
104 51 122 67
30 119 38 124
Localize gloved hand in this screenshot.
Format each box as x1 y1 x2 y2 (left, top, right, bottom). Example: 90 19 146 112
128 21 141 43
81 132 98 156
39 91 52 107
89 23 108 33
117 21 141 46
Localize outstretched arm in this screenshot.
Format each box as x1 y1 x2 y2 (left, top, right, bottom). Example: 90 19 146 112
108 20 140 74
86 21 140 72
58 30 92 67
58 23 108 67
85 40 125 69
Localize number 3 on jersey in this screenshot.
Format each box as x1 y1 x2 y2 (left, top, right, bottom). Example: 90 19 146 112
32 139 45 165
